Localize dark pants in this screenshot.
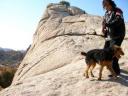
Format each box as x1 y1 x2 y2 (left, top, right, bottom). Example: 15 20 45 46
104 37 124 75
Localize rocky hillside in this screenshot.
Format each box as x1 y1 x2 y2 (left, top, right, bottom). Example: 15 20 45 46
0 1 128 96
0 48 25 67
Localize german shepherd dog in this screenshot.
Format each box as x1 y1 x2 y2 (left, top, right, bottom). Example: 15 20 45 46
81 45 124 80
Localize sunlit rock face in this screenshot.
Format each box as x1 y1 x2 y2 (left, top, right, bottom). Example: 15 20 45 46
0 2 128 96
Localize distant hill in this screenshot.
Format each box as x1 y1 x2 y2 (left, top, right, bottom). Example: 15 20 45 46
0 47 26 67
0 47 13 52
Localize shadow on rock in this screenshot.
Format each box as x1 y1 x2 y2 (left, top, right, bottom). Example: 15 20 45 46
102 69 128 87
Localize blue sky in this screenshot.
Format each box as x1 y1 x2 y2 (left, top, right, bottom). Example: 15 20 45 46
0 0 128 50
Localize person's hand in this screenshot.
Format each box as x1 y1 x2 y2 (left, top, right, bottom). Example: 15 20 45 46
102 28 107 38
105 23 110 27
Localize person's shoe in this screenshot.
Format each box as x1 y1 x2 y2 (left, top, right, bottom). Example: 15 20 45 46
108 74 113 77
108 73 120 77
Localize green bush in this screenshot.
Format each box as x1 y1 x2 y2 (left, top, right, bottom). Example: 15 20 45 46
0 66 17 88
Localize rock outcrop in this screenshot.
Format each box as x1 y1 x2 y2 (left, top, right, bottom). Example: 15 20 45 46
0 2 128 96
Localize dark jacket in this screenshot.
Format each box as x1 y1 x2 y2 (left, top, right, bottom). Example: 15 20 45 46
102 7 125 39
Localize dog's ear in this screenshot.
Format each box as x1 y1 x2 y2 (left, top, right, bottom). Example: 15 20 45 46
112 45 121 51
112 45 120 54
112 45 120 49
112 45 124 55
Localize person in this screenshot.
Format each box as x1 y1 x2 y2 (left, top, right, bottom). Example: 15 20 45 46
102 0 125 76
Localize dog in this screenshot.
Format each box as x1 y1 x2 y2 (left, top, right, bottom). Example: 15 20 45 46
81 45 124 80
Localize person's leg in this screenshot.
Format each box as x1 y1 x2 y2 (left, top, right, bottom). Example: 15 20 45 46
112 57 120 75
104 40 110 49
104 40 114 77
110 38 124 75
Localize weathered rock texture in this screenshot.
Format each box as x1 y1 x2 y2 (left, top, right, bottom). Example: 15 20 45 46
0 2 128 96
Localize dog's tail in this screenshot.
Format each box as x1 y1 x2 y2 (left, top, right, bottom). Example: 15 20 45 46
81 52 87 56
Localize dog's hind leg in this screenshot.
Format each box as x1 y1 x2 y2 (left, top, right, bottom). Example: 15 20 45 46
90 63 96 77
98 64 104 80
84 64 91 78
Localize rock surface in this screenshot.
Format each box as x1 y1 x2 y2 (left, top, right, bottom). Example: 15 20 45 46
0 2 128 96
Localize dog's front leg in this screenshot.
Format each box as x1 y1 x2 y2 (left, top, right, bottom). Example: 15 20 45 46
98 66 104 80
107 64 117 79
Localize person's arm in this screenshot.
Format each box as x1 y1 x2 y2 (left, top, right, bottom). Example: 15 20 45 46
102 18 108 37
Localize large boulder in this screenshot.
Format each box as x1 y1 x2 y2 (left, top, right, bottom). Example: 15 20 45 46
0 2 128 96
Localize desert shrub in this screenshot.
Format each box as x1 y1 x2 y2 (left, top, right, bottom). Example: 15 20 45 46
0 66 17 88
59 0 70 7
0 86 3 91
